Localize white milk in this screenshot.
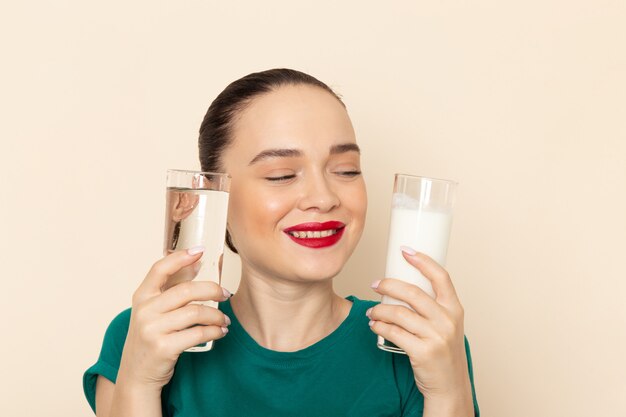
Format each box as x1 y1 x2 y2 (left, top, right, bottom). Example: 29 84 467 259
384 203 452 306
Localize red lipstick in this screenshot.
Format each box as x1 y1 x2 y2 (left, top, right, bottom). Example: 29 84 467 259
283 221 346 248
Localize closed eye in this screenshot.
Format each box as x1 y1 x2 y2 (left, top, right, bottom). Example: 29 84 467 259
336 170 362 177
265 174 296 182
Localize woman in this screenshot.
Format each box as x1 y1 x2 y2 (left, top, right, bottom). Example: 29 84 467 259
83 68 479 417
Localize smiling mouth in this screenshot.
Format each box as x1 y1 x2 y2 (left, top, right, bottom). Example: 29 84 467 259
287 229 340 238
283 221 346 248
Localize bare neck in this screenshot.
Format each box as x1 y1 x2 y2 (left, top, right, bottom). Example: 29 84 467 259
229 269 353 352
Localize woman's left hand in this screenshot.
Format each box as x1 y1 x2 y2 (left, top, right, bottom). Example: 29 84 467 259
367 248 473 405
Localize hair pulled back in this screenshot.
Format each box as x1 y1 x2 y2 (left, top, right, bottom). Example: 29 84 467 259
198 68 345 253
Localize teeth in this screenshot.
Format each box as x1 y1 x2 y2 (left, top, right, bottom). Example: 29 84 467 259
289 229 338 238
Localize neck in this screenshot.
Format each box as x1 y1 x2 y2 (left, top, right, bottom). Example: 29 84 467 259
229 267 353 352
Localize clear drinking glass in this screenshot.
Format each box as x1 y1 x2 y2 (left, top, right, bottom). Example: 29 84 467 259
378 174 458 354
163 169 231 352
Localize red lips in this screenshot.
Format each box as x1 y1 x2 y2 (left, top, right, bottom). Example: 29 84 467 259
283 221 346 248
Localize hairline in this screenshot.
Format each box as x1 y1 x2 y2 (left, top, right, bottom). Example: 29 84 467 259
220 83 349 169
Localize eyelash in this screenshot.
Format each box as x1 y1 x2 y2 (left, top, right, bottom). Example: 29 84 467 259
265 174 296 182
336 170 362 178
265 171 361 182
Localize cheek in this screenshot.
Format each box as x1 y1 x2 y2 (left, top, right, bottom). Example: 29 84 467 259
227 181 293 236
345 181 368 222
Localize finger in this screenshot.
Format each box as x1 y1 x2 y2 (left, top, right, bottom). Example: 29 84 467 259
372 278 444 320
134 247 205 304
155 304 230 333
368 319 423 357
147 280 230 313
163 324 229 354
366 304 435 339
400 248 460 307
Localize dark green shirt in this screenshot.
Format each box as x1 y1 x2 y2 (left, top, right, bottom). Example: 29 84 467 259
83 295 479 416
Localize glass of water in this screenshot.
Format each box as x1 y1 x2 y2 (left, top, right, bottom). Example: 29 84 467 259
378 174 458 354
163 169 231 352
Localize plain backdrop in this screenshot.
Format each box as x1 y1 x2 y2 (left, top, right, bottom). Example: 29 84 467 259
1 1 625 416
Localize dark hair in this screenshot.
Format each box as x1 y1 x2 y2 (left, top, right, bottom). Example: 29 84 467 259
198 68 346 254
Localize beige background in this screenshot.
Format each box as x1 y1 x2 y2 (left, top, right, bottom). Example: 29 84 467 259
1 1 625 416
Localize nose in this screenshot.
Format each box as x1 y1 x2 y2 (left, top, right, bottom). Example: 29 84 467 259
298 172 340 212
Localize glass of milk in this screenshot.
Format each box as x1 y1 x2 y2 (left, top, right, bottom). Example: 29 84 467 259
163 169 231 352
378 174 457 354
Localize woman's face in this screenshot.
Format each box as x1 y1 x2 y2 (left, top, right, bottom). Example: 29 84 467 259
220 84 367 283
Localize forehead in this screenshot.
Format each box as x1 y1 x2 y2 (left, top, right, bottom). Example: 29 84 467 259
228 84 356 154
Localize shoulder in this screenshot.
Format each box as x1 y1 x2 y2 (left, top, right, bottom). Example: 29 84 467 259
346 294 380 310
88 307 132 371
105 307 132 340
98 307 132 359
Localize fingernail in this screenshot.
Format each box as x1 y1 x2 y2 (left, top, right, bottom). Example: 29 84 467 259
365 308 372 318
224 315 231 326
221 326 229 334
400 245 417 256
187 246 205 256
222 288 232 298
370 280 381 289
368 320 375 327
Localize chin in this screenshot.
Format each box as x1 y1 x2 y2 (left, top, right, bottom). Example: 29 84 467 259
285 238 360 280
288 256 347 282
292 269 343 283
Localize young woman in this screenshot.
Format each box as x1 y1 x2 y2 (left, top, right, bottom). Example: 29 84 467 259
83 68 479 417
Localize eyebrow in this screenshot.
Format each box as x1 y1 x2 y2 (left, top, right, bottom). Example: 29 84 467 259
330 143 361 155
248 143 361 165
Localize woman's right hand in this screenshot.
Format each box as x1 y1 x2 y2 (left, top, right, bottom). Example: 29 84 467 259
116 246 231 392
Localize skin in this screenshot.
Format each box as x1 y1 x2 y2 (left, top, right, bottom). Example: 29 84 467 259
220 84 366 351
94 84 473 417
